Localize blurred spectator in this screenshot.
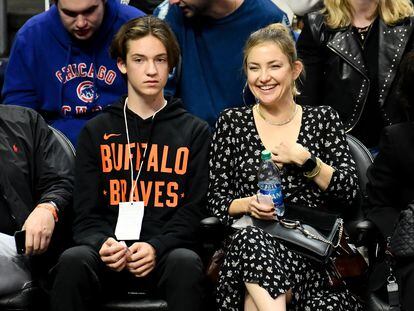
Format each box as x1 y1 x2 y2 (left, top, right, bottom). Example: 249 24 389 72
128 0 164 14
365 52 414 311
2 0 144 146
0 105 73 293
272 0 323 23
297 0 414 150
155 0 289 127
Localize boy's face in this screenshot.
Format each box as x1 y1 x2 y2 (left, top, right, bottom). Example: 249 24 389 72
117 35 169 99
58 0 105 40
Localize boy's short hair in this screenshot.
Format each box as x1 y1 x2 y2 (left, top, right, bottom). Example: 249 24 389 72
110 15 180 72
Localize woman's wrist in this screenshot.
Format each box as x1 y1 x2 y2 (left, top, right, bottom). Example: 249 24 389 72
303 157 322 179
229 197 252 216
294 146 311 166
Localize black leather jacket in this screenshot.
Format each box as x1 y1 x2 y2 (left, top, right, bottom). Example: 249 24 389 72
297 12 414 134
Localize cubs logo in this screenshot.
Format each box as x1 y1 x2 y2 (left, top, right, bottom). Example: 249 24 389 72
77 81 99 103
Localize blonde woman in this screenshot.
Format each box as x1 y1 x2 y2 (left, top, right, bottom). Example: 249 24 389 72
297 0 414 152
208 23 362 310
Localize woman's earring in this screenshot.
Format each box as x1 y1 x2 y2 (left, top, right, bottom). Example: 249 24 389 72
242 81 258 106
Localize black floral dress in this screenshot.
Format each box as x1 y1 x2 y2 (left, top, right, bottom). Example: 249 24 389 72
207 105 363 310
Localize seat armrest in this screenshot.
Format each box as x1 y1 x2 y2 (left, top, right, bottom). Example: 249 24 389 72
200 216 225 249
200 216 220 228
356 220 376 232
355 219 383 248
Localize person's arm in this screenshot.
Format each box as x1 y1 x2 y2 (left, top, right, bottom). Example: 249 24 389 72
270 139 334 191
296 13 325 107
269 107 358 206
23 111 74 255
207 111 274 224
2 34 40 109
366 128 401 238
318 107 359 204
72 126 116 252
33 113 74 211
146 122 210 259
207 112 239 226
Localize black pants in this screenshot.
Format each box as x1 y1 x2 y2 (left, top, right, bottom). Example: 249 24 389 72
50 245 204 311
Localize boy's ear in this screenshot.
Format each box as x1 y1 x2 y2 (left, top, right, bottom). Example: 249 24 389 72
117 57 127 74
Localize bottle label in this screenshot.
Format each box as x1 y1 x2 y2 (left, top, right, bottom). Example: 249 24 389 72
259 184 284 216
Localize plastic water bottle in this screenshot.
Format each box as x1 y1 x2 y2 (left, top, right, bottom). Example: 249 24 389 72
257 150 285 217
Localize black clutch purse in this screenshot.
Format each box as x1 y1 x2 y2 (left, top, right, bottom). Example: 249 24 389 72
389 203 414 258
253 216 343 263
232 204 344 263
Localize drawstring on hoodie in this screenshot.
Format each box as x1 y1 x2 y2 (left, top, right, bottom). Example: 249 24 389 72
92 51 98 106
123 97 167 202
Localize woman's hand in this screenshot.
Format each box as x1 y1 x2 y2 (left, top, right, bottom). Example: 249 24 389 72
271 142 310 167
247 195 276 221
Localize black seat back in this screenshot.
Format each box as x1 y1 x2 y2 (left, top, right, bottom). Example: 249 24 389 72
346 134 373 195
344 134 373 242
48 125 76 159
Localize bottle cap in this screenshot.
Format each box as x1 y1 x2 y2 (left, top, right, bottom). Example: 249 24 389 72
261 150 272 161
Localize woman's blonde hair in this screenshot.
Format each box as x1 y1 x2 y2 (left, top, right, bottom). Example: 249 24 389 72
243 23 302 96
324 0 414 28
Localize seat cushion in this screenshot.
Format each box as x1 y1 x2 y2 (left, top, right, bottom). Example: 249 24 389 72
102 292 168 311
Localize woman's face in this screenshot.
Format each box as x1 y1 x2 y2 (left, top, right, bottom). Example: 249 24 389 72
117 35 169 99
246 42 301 107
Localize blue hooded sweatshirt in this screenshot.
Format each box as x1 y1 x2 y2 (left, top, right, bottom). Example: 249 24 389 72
2 0 144 145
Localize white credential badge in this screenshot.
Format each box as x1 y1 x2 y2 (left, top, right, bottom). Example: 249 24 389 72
115 201 144 240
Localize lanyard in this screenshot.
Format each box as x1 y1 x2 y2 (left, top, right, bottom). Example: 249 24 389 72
123 97 167 202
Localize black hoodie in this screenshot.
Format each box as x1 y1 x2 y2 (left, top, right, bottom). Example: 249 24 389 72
72 96 210 258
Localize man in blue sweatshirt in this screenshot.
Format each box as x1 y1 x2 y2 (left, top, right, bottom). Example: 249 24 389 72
2 0 145 145
155 0 288 127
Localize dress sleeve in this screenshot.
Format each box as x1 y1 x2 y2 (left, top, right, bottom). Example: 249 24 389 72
320 107 359 205
207 111 238 227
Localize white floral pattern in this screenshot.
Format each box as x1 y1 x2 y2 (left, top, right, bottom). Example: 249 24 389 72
207 105 362 310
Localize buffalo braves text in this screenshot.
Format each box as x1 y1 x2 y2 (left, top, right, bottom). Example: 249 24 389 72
101 142 189 208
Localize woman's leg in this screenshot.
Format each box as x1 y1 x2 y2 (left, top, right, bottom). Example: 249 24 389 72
244 292 258 311
245 282 286 311
217 227 293 310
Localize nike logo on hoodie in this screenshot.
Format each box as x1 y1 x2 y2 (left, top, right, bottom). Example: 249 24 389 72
103 133 122 140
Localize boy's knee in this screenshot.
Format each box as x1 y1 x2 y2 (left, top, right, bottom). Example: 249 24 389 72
54 245 100 280
164 248 203 281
